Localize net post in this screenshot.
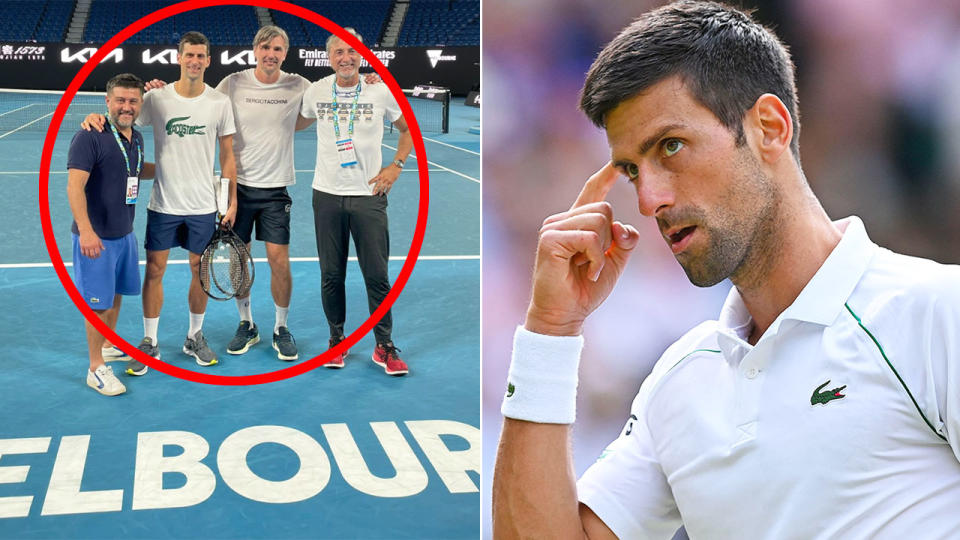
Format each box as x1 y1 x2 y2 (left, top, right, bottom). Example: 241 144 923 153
442 90 450 133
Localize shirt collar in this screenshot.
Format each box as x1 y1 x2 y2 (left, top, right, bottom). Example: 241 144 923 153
717 216 877 345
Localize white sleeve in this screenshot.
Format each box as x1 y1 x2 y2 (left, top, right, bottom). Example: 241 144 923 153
218 98 236 137
136 91 153 127
930 266 960 462
577 381 681 539
384 86 402 124
300 85 317 119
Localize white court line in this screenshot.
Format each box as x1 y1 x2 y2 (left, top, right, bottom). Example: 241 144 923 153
0 255 479 269
0 103 37 118
0 112 53 140
291 169 445 174
0 169 447 175
382 143 479 184
422 136 479 156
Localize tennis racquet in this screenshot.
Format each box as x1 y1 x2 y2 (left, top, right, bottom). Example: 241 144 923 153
199 178 255 301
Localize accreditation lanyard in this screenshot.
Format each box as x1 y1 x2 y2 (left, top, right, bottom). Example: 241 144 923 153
331 80 362 139
107 120 143 204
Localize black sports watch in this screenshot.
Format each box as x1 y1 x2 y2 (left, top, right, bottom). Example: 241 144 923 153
392 158 405 169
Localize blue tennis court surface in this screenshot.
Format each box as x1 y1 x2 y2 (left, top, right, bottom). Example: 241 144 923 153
0 92 479 538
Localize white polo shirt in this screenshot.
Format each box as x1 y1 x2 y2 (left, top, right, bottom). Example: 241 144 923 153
564 216 960 538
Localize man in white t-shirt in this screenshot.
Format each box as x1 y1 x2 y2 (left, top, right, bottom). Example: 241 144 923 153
298 28 413 375
214 26 309 362
128 32 237 367
492 2 960 538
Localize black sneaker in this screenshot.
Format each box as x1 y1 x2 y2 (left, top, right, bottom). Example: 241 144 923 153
227 321 260 355
272 326 298 361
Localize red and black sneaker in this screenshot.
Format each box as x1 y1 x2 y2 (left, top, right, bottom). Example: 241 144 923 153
372 342 408 376
323 335 347 369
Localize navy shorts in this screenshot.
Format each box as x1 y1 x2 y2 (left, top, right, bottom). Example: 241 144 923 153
232 184 292 245
145 210 217 255
72 232 141 310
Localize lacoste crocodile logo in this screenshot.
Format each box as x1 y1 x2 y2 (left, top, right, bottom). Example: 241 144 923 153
811 380 846 405
165 116 206 137
506 382 515 398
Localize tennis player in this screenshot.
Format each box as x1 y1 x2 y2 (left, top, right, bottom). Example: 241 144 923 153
298 28 413 375
67 73 155 395
492 2 960 538
129 31 236 367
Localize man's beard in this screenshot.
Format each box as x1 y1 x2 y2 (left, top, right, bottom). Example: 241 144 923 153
111 113 134 129
667 154 781 288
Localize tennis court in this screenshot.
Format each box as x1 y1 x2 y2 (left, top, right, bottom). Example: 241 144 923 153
0 89 479 538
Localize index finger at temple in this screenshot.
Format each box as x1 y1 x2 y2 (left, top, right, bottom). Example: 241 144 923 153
571 162 620 210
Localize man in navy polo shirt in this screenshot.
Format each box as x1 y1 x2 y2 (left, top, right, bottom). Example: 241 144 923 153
67 73 155 396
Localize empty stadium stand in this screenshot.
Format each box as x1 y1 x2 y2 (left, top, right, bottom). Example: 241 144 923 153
0 0 479 48
397 0 479 47
270 0 393 47
83 1 259 45
0 0 74 42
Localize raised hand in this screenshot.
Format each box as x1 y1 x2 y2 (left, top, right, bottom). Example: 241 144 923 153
80 113 106 132
525 163 641 336
143 79 166 92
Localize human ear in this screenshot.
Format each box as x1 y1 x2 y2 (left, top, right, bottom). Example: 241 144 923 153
747 93 792 164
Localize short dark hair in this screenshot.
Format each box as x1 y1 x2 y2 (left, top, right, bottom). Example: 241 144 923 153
106 73 144 95
579 1 801 158
178 31 210 55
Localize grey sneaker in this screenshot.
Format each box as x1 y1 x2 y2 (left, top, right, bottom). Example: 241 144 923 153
138 337 161 360
125 357 148 376
227 321 260 354
272 327 298 361
183 331 218 366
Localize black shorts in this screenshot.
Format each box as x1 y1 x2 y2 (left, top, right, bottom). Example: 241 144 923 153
233 184 292 245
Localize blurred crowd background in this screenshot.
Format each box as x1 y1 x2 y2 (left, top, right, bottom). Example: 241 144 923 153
482 0 960 537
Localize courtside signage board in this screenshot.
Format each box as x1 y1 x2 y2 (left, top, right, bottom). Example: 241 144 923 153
0 43 479 95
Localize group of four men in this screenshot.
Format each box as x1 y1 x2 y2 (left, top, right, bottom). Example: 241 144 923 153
69 26 413 396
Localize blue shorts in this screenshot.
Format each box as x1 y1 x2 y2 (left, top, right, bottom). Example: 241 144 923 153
145 210 217 255
72 232 141 310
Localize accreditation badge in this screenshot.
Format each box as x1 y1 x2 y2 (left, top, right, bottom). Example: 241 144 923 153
336 138 359 168
125 176 139 205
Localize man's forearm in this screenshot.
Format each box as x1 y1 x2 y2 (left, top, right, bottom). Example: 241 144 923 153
395 129 413 163
218 144 237 205
492 419 586 539
66 173 93 233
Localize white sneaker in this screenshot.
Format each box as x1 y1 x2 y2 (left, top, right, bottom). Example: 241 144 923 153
101 345 129 360
86 364 126 396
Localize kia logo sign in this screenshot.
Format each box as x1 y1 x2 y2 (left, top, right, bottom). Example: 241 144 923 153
221 50 255 66
60 47 123 63
142 49 178 64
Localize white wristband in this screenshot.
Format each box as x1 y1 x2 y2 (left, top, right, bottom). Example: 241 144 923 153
501 325 584 424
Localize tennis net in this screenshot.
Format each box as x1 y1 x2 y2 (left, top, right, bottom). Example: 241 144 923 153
0 89 107 138
0 86 450 137
395 87 450 134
